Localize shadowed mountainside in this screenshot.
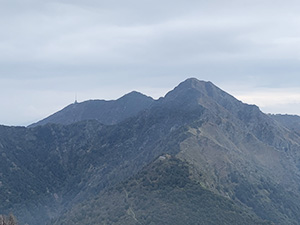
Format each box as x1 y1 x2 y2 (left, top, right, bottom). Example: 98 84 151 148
29 91 154 127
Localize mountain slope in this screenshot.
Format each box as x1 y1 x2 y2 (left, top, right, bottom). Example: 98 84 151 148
168 79 300 224
52 156 272 225
29 91 154 127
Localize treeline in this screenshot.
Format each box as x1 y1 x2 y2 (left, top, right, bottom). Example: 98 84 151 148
0 214 18 225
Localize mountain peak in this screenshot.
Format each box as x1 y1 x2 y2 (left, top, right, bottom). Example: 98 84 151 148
176 78 218 96
163 78 226 104
181 77 210 86
162 78 262 125
118 91 153 102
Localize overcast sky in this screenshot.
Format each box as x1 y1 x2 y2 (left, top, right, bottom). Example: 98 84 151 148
2 0 300 126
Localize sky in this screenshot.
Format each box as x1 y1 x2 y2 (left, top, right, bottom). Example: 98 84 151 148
2 0 300 126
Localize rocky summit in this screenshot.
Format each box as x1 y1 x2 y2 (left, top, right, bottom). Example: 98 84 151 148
1 78 300 225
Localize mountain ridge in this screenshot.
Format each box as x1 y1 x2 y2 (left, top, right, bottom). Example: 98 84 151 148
29 91 154 127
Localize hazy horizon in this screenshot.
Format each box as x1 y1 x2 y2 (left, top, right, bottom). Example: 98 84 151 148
2 78 299 127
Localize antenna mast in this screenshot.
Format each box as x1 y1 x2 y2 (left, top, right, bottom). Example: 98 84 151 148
75 92 78 104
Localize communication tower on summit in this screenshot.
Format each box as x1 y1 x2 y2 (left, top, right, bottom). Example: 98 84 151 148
75 93 78 104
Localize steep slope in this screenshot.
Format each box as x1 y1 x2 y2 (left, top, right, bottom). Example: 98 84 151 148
53 156 272 225
29 91 154 127
166 79 300 224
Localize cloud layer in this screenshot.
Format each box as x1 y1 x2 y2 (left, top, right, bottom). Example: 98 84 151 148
2 0 300 125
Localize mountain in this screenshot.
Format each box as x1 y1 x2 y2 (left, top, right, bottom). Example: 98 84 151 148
1 78 300 224
29 91 154 127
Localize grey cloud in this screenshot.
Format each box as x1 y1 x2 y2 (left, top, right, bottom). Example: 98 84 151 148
2 0 300 125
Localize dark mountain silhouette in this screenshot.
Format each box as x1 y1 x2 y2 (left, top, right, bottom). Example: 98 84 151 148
29 91 154 127
1 78 300 225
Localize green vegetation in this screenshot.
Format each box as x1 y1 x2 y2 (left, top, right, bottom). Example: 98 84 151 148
233 176 300 224
0 105 190 225
53 157 272 225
